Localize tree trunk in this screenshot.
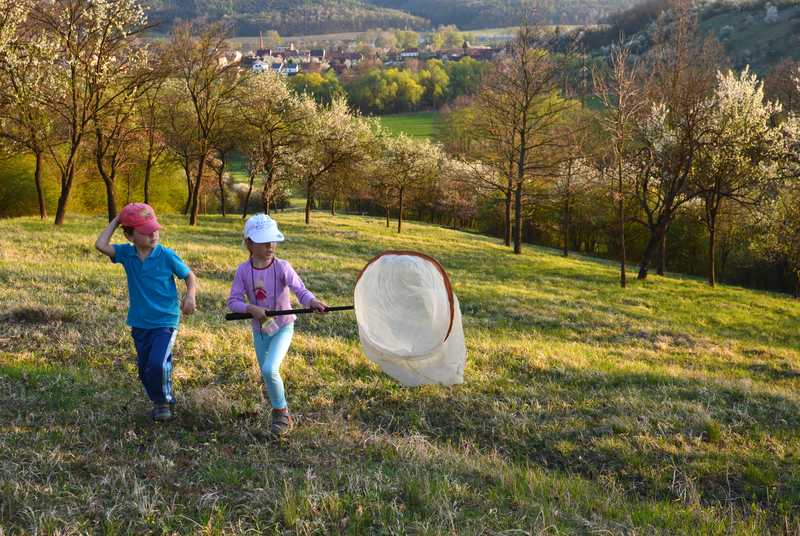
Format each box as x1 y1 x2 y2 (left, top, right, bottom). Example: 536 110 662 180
504 186 512 247
183 164 193 215
34 151 47 220
794 273 800 299
96 136 118 221
638 232 660 280
513 182 522 254
103 178 117 221
618 167 626 288
397 189 404 234
708 222 716 288
54 151 79 226
143 135 154 205
263 161 275 215
386 206 390 228
189 159 204 226
331 194 336 216
656 231 666 276
218 171 227 217
720 248 729 285
243 174 255 218
563 194 570 258
619 198 626 289
305 179 314 224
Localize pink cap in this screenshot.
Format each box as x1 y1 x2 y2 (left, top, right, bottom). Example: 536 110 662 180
119 203 164 234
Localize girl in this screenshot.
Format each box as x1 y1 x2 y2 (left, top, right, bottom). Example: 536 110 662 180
228 214 329 434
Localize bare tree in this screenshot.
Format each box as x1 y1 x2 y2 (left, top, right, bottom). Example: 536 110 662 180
161 21 250 225
474 0 579 254
592 38 648 288
135 68 171 205
92 89 141 220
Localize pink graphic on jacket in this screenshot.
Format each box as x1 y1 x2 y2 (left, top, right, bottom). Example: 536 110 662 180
253 280 268 302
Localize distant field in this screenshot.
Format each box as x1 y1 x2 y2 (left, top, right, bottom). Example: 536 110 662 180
379 112 437 140
226 156 249 184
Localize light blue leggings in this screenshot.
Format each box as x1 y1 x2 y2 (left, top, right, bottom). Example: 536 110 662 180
252 324 294 410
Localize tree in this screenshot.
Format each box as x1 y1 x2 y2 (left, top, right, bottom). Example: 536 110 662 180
374 134 443 233
592 38 647 287
0 20 53 219
22 0 153 225
162 21 249 225
474 0 579 254
238 71 311 216
135 68 171 205
289 97 374 224
752 176 800 298
764 59 800 116
418 60 449 108
693 68 781 287
159 79 201 215
631 0 723 279
425 32 443 50
91 86 142 220
288 71 345 106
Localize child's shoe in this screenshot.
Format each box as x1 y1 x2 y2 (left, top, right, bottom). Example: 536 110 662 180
148 403 173 422
270 408 293 435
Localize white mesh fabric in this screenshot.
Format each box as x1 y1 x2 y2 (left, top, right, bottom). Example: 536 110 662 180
354 252 466 387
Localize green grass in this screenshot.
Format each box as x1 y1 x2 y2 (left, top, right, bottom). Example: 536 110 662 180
2 207 800 534
379 112 437 140
226 156 249 184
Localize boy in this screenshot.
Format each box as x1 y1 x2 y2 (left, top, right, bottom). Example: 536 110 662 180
95 203 196 421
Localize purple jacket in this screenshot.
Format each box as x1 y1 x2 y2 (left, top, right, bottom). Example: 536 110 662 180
228 257 316 334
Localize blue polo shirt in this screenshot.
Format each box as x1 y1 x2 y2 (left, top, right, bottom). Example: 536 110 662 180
112 243 191 330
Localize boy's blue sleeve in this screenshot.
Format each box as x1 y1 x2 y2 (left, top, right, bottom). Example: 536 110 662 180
169 250 191 280
111 243 127 264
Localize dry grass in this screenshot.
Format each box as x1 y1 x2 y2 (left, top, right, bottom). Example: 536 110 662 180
1 208 799 534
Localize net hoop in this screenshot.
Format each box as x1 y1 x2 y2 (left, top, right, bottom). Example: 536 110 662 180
355 250 455 341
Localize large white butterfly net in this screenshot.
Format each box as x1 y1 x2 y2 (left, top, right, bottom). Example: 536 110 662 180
354 252 466 387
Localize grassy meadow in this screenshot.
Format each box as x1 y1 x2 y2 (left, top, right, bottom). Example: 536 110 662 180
378 113 437 140
1 207 800 535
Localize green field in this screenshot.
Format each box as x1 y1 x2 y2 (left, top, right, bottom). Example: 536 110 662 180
379 112 437 140
2 208 800 534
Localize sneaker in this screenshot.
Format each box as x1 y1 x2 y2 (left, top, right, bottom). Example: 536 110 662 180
270 408 293 435
148 403 173 422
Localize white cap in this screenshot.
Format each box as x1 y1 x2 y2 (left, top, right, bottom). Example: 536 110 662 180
244 214 284 244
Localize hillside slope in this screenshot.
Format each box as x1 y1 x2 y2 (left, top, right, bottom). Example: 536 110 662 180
583 0 800 74
364 0 643 28
1 210 799 533
146 0 429 35
145 0 645 36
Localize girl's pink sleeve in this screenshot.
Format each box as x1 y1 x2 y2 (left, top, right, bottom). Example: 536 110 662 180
228 265 250 314
284 263 315 308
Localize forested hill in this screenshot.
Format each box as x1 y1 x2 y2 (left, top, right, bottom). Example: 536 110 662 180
145 0 428 36
360 0 642 29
